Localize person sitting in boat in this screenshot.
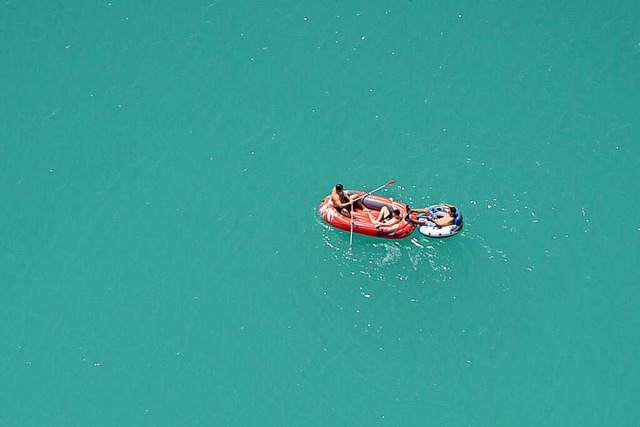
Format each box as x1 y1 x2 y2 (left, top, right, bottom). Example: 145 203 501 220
369 206 402 228
408 203 457 227
331 184 364 216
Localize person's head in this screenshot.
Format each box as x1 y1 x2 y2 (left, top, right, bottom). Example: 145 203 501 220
392 208 401 218
449 206 457 216
335 183 344 193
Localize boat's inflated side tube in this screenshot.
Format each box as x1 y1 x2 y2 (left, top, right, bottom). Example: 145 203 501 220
453 211 463 226
361 196 394 213
429 205 447 217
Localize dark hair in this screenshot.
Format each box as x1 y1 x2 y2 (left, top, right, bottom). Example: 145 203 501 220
450 206 457 215
335 184 344 191
392 208 401 216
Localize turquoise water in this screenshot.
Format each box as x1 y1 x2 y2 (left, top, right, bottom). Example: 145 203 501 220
2 1 639 425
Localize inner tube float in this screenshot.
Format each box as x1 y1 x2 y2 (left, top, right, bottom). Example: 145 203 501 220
409 205 463 238
318 191 415 239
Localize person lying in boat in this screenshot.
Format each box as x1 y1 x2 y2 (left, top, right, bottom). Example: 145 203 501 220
331 183 365 216
408 203 457 227
369 206 402 228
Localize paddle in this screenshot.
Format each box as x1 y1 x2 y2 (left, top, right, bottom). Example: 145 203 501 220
349 180 396 247
349 210 354 246
351 180 396 204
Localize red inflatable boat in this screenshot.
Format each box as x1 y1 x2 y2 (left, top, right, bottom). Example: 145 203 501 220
318 191 415 239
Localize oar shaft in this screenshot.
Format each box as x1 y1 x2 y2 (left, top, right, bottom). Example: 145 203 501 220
349 210 354 246
351 180 395 203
